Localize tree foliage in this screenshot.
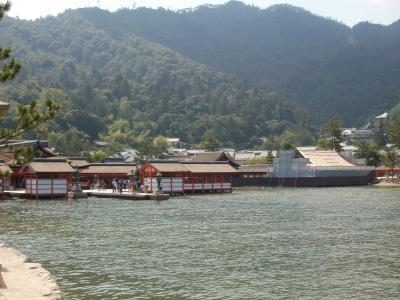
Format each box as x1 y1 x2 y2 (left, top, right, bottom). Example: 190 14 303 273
72 2 400 125
0 1 59 145
13 146 38 165
136 135 171 160
0 99 59 144
1 2 398 154
386 104 400 150
388 121 400 150
200 130 222 151
244 156 268 165
373 121 387 148
382 146 398 173
152 136 171 156
90 149 108 162
316 116 343 152
0 9 315 152
48 127 90 156
354 143 381 167
0 1 20 82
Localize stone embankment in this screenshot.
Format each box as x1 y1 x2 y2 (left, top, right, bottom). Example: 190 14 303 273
376 177 400 187
0 244 64 300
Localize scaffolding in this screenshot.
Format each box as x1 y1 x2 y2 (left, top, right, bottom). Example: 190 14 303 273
268 150 374 178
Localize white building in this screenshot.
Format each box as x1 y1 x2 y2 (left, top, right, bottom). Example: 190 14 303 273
268 148 374 178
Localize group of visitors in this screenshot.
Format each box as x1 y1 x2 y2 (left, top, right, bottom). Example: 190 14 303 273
88 176 142 193
89 177 107 190
111 178 138 194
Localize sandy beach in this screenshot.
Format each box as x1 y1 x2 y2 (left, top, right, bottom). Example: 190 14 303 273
0 244 63 300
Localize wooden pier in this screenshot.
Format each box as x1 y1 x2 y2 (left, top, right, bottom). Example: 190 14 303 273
2 189 169 201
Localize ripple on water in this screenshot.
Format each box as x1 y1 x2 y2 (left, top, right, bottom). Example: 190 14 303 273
0 187 400 299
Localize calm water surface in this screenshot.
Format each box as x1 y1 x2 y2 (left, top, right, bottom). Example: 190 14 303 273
1 187 399 299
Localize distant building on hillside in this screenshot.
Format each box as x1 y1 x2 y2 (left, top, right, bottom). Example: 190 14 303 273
106 149 139 163
375 112 388 120
361 112 388 130
94 141 109 147
119 149 138 163
166 138 180 146
342 111 388 145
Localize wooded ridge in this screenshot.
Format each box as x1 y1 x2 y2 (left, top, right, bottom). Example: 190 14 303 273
0 1 398 154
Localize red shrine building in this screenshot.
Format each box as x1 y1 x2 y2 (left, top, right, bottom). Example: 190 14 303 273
18 158 74 197
140 161 238 193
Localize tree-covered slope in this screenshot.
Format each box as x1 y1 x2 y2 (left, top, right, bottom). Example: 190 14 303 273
2 0 398 154
76 2 349 84
72 1 400 124
0 11 313 151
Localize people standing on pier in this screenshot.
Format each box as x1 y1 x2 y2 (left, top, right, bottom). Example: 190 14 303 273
89 180 95 190
118 179 123 194
123 178 128 191
127 179 133 193
100 178 107 191
94 176 100 190
112 178 118 193
132 180 137 192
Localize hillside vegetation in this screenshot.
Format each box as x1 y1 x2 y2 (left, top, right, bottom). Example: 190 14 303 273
0 1 399 154
0 9 313 153
75 1 400 124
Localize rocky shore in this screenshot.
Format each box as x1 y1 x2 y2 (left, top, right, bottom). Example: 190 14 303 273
0 244 64 300
374 176 400 188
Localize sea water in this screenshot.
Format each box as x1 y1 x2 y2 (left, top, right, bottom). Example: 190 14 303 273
1 187 399 299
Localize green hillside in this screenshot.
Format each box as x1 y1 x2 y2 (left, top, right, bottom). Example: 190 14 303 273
1 1 399 154
73 1 400 124
0 11 313 152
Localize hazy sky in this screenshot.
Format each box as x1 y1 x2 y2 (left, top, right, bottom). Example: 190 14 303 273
7 0 400 26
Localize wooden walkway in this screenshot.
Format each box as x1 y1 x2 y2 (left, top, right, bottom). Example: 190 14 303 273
2 189 169 201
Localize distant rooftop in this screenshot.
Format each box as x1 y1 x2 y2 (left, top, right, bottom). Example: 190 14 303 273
167 138 180 144
297 147 355 167
94 141 109 147
376 112 388 119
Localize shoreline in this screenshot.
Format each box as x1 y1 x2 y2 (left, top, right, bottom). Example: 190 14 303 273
374 181 400 188
0 244 64 300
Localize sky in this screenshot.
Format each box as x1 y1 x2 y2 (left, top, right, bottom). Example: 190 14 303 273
7 0 400 26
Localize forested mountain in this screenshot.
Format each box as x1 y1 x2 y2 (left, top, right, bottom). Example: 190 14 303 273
0 1 399 154
73 1 400 124
0 9 313 152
